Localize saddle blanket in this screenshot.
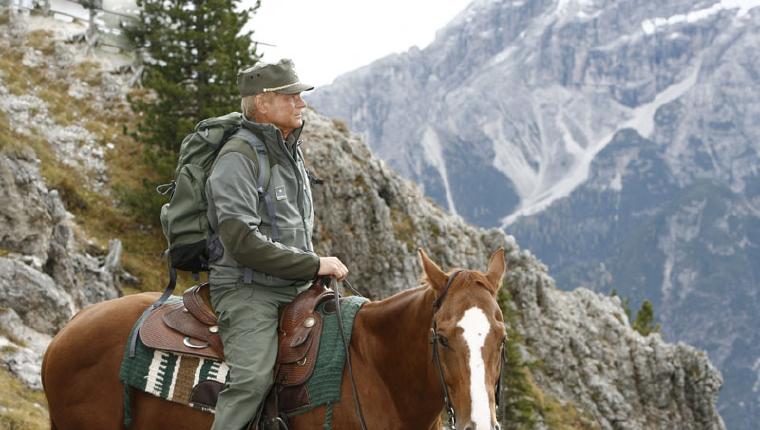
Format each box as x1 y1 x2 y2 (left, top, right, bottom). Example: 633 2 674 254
119 295 367 421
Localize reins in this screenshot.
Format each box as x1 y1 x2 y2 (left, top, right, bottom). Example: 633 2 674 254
332 277 369 430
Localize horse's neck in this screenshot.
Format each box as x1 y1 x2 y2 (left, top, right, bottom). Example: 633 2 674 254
355 286 443 423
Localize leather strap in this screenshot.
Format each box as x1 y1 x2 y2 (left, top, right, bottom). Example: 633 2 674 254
433 270 463 311
128 265 177 357
431 270 463 429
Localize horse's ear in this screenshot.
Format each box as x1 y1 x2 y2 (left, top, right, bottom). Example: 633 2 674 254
485 248 506 294
419 248 447 292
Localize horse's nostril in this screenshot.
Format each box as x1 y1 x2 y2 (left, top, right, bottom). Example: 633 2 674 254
494 424 501 430
464 426 473 430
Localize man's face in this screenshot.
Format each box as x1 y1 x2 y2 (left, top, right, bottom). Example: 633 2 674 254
257 92 307 135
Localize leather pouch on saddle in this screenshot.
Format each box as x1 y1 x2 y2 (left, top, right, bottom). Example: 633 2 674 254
140 283 224 360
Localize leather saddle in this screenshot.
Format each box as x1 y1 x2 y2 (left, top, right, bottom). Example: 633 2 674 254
139 278 337 416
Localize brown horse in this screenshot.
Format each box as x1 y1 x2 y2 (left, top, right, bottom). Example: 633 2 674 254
43 248 507 430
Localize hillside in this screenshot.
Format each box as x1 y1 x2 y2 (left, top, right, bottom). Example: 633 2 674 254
0 11 725 430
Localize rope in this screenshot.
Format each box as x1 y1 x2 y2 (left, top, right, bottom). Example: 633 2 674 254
323 403 334 430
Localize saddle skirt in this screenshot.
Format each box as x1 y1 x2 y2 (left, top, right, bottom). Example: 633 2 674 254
136 279 338 412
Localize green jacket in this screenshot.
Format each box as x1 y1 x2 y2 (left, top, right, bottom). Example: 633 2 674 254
206 116 318 287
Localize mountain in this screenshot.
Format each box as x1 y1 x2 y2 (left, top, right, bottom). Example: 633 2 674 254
0 12 726 429
307 0 760 427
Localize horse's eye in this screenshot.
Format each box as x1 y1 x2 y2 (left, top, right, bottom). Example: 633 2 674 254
438 335 450 348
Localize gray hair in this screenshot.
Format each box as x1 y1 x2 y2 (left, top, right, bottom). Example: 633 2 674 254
241 95 257 119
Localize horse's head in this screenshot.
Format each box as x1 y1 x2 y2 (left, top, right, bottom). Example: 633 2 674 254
420 248 507 430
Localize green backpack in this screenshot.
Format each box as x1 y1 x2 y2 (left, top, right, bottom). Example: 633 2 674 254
157 112 271 276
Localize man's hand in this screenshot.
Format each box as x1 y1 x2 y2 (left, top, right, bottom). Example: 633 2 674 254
318 257 349 282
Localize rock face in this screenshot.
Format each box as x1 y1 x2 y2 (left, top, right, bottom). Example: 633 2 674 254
505 258 724 430
308 1 758 426
0 151 123 388
0 12 725 430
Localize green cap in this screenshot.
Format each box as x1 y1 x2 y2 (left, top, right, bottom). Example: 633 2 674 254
237 59 314 96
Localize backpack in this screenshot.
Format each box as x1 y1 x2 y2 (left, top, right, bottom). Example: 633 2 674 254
157 112 271 276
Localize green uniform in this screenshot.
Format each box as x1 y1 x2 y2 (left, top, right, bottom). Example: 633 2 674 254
206 116 318 430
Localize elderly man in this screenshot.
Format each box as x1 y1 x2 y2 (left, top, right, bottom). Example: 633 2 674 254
205 59 348 430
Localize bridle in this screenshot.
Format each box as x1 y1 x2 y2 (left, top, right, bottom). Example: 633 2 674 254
429 271 508 430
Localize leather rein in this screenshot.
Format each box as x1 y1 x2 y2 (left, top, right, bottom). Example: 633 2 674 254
429 271 508 430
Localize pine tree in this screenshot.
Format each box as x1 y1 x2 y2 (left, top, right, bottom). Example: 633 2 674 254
125 0 261 151
632 300 661 336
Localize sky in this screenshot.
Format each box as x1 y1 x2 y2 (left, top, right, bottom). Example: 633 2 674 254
245 0 472 88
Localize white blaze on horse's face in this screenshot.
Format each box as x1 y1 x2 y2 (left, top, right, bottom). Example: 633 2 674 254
457 306 493 429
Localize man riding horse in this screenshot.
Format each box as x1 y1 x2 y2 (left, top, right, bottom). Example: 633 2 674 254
206 58 348 430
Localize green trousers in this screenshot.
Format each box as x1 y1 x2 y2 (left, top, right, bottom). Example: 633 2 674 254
209 281 307 430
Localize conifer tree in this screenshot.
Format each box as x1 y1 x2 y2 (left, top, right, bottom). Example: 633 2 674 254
633 300 661 336
125 0 261 151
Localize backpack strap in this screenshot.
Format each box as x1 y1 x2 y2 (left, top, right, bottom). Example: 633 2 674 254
214 128 279 285
232 128 279 243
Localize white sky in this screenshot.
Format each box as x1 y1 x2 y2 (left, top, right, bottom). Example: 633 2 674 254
245 0 472 87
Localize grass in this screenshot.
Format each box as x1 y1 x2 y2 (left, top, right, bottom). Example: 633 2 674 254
25 30 56 56
0 110 19 154
72 61 103 87
0 48 29 96
0 367 48 430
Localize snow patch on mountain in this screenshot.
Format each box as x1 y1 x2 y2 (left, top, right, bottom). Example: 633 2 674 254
641 0 760 35
626 61 701 138
421 127 459 216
